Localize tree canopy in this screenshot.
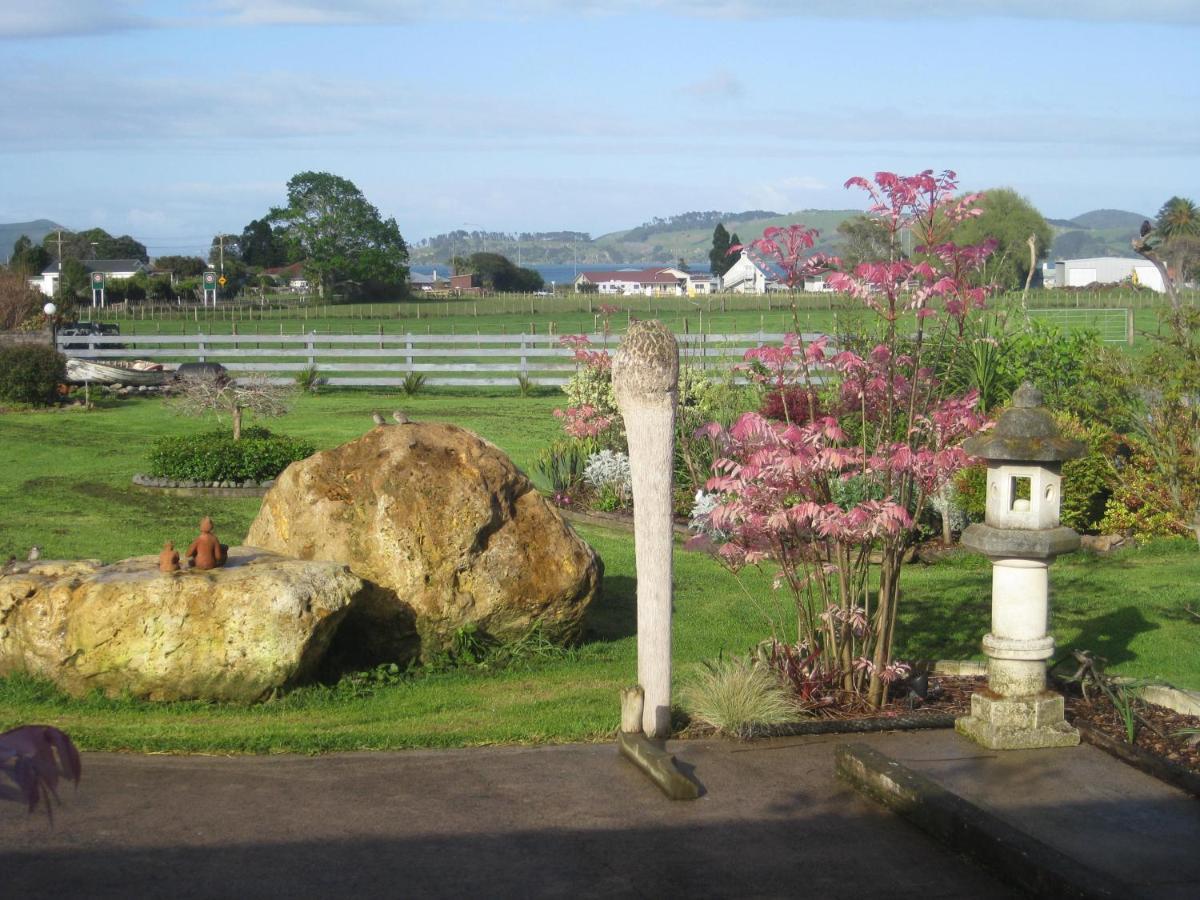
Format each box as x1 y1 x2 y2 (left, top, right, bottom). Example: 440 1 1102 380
41 228 148 264
951 188 1052 290
709 223 734 276
462 252 544 291
835 215 897 269
268 171 409 299
9 236 52 275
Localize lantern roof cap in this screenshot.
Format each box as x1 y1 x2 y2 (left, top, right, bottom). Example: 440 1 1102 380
963 382 1085 462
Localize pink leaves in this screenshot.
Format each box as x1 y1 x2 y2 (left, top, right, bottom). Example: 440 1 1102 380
744 223 835 290
554 405 615 439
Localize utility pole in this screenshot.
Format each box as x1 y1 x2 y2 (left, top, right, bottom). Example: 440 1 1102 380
218 234 225 278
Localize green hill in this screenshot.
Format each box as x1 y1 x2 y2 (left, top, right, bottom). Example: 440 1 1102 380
1048 208 1148 260
1 219 62 262
410 210 863 266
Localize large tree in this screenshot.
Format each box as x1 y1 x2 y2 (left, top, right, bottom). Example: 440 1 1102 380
40 228 148 264
8 236 51 275
835 214 897 269
239 218 290 269
462 252 543 291
1155 196 1200 282
709 223 733 276
269 171 409 299
951 188 1052 290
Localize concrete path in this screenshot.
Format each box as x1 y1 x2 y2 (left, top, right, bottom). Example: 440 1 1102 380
874 730 1200 899
1 734 1016 899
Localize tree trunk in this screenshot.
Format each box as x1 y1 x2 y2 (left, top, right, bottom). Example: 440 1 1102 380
232 404 243 441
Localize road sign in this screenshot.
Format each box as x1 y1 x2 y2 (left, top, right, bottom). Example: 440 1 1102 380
92 273 105 288
218 276 227 286
204 272 217 286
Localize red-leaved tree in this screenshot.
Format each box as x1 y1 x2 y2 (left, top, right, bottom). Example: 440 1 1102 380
699 170 994 708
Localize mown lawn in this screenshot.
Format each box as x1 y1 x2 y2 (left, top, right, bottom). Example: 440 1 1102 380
1 393 1197 753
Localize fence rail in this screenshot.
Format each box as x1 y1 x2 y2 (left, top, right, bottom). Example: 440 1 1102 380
59 331 817 388
1027 308 1134 344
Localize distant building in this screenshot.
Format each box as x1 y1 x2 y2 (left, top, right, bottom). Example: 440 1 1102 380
262 262 310 293
450 273 482 293
29 259 148 296
409 269 450 292
1051 257 1164 293
574 268 687 296
719 251 778 293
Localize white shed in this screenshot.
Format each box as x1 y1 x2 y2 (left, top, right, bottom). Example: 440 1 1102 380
1052 257 1164 293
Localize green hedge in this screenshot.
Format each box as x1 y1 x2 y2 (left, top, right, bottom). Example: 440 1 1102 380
147 427 315 482
0 344 66 406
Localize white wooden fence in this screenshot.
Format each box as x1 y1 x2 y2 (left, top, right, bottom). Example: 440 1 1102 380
59 331 821 388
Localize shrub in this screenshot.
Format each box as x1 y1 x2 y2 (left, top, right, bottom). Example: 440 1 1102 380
534 439 593 494
0 344 66 406
401 372 426 396
147 427 314 482
583 449 631 505
295 364 325 394
682 654 798 738
759 387 822 424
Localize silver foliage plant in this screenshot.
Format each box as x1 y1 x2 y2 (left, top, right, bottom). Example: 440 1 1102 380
583 449 632 499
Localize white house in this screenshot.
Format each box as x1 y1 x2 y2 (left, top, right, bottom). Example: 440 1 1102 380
575 268 687 296
719 251 778 293
1052 257 1165 293
30 259 148 296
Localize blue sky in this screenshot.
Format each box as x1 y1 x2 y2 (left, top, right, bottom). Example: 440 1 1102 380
1 1 1197 257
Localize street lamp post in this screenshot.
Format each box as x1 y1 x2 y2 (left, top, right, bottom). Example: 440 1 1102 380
43 302 58 351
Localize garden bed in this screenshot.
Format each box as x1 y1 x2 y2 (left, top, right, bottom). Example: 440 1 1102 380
682 673 985 739
1064 689 1200 795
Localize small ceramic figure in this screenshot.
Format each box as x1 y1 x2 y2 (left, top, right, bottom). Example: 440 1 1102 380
186 516 228 570
159 540 180 573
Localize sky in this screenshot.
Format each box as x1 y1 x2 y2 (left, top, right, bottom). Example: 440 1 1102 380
1 1 1197 258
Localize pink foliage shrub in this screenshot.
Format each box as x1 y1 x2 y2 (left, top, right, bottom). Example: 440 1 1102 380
703 170 994 707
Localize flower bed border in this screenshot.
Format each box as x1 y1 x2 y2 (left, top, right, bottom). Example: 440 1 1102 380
132 473 273 497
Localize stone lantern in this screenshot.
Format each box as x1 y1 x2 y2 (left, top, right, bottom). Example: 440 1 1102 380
956 382 1084 750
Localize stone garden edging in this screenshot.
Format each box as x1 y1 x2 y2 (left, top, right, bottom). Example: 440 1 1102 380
132 473 273 497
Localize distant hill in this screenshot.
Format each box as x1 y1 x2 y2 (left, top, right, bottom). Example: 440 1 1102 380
1048 208 1149 260
0 219 62 261
410 210 862 266
399 204 1159 267
1069 209 1148 231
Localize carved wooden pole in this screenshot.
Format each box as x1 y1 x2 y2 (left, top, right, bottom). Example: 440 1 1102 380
612 320 679 738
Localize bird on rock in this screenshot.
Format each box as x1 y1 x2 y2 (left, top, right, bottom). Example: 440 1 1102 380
392 410 411 425
372 412 386 427
27 545 41 561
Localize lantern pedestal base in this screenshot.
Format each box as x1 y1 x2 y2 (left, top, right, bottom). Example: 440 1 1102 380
956 691 1079 750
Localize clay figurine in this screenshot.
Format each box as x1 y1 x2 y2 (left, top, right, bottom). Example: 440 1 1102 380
159 541 181 573
186 516 228 570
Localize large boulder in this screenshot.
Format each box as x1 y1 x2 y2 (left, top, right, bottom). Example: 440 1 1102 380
0 550 365 701
245 422 600 665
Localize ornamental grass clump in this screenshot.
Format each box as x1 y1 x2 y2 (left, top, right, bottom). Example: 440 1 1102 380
701 169 994 708
682 655 798 738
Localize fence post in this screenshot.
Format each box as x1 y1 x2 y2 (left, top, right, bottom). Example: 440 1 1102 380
306 332 315 368
520 334 528 379
198 333 206 363
1127 307 1135 347
406 333 413 374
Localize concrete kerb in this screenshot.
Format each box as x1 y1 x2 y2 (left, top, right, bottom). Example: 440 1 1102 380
834 742 1126 900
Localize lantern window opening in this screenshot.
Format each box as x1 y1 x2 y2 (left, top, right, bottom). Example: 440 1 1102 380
1010 476 1032 512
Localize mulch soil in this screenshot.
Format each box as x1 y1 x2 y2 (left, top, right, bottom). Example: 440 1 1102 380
1064 689 1200 776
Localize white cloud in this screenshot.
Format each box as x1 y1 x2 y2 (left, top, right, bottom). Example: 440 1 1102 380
0 0 154 38
678 70 745 101
6 0 1196 38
